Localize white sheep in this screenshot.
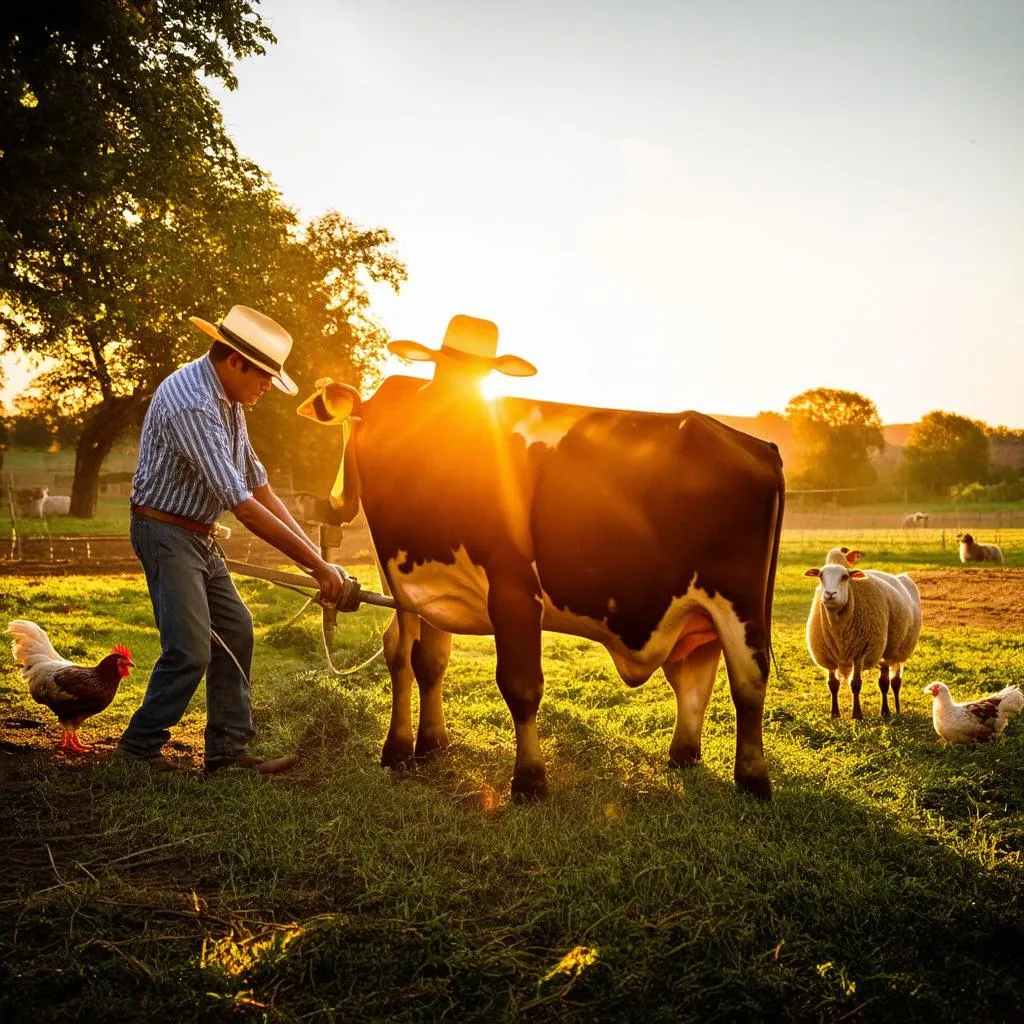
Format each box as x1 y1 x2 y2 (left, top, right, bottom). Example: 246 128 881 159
41 495 71 516
825 546 863 567
805 562 922 719
901 512 929 528
958 533 1003 564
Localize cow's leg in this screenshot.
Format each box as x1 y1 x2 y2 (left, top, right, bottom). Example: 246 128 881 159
722 644 771 800
878 662 891 719
663 641 722 768
489 576 547 802
827 670 841 718
850 664 864 720
413 622 452 759
891 665 903 715
381 611 420 768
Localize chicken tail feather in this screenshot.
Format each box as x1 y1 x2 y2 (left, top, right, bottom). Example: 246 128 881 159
6 619 63 670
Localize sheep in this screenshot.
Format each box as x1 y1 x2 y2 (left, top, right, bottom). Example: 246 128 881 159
805 562 922 719
958 533 1003 564
825 546 863 568
902 512 929 528
41 495 71 516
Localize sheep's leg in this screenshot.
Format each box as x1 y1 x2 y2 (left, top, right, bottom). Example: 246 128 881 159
827 671 841 718
891 667 903 714
878 662 891 719
850 667 864 720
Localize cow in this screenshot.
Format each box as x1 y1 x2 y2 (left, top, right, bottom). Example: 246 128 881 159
299 360 784 801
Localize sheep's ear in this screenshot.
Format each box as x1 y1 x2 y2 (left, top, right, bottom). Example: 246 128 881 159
804 568 821 578
847 550 864 564
850 569 867 580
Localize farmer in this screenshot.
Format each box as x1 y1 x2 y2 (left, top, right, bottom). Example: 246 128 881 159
117 305 351 774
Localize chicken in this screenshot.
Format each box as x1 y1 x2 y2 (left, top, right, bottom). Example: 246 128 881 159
922 681 1024 743
6 619 135 753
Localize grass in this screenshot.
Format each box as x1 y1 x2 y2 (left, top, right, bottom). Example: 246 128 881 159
0 540 1023 1021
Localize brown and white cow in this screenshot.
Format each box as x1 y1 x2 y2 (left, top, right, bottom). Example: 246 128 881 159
299 374 785 800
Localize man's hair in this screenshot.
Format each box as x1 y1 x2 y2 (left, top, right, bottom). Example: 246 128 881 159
210 340 253 370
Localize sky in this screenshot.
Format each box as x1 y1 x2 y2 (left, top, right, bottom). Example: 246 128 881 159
4 0 1023 426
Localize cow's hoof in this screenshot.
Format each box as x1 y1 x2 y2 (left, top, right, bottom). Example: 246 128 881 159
733 765 770 802
852 709 863 721
830 708 840 719
510 768 549 803
668 745 701 769
414 732 449 761
380 740 415 770
735 770 772 802
881 705 891 719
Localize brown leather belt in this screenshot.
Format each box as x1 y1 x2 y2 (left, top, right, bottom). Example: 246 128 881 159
131 504 216 538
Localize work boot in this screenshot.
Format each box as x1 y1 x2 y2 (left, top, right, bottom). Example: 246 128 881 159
204 752 299 775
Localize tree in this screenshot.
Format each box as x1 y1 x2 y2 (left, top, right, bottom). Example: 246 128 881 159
785 388 885 493
1 4 405 515
900 411 989 496
240 212 407 494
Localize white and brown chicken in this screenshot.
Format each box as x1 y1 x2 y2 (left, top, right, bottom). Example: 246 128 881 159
7 619 134 752
922 681 1023 743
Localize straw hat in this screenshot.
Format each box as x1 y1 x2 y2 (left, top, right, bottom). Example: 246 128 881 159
189 305 298 395
388 315 536 377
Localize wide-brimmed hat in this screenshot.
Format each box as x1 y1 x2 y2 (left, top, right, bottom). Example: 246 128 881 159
388 315 537 377
189 305 298 395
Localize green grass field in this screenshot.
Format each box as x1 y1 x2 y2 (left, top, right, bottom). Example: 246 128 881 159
1 536 1023 1021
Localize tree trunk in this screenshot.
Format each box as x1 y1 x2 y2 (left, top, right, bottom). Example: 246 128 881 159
69 395 148 518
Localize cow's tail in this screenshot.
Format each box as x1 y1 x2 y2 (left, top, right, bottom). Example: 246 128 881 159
764 459 786 682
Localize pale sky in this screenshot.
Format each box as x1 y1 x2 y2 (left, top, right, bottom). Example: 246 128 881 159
5 0 1023 426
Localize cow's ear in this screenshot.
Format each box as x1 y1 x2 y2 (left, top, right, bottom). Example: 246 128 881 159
849 569 867 580
848 550 864 564
804 568 821 578
297 380 361 424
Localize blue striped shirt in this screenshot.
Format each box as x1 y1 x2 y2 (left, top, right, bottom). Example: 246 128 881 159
131 355 268 523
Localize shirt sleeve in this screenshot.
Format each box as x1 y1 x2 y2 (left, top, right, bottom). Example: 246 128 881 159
244 436 269 490
165 407 253 509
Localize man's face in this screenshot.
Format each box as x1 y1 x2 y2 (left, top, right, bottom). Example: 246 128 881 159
225 353 274 405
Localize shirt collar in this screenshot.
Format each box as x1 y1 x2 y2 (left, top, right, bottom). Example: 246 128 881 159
200 353 233 406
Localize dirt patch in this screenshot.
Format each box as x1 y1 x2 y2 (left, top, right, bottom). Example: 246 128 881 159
913 568 1024 633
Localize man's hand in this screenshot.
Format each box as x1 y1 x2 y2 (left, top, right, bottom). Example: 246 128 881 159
312 561 346 605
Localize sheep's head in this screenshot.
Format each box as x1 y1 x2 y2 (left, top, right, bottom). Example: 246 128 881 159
960 533 974 545
805 564 868 611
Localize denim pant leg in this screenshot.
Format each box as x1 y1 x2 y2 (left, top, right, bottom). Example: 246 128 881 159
204 554 256 759
120 516 214 758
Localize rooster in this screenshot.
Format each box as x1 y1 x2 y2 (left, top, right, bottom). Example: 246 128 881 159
922 681 1024 743
6 619 135 753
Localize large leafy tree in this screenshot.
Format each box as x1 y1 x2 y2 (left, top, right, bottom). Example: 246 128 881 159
1 3 404 515
900 411 990 496
241 212 407 494
785 387 885 493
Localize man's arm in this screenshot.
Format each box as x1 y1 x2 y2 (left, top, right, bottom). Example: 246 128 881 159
250 483 326 562
230 496 346 603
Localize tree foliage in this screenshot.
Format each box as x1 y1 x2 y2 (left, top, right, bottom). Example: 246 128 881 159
785 388 885 492
1 3 405 514
900 411 990 496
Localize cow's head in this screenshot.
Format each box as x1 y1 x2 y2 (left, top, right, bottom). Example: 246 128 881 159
298 378 363 522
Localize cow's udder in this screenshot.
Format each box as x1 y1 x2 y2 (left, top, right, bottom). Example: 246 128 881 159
666 610 719 662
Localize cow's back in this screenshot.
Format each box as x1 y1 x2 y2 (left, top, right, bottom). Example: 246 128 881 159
529 409 783 651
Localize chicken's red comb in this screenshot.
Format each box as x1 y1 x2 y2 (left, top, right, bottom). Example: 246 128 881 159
112 643 133 660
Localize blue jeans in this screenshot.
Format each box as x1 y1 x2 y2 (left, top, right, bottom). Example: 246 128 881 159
119 514 255 760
